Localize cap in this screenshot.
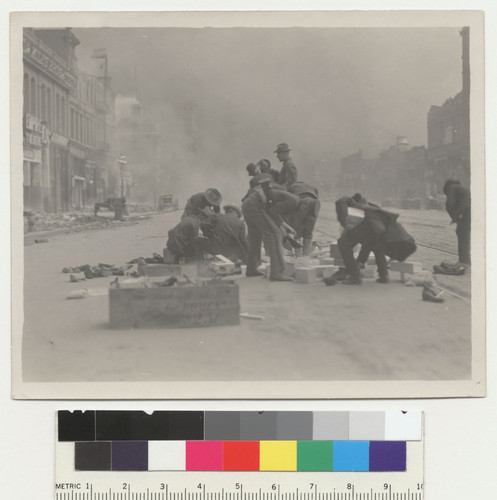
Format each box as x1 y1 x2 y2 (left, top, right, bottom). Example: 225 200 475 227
223 204 242 217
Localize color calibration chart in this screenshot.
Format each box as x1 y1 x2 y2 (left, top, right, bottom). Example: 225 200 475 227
55 410 424 499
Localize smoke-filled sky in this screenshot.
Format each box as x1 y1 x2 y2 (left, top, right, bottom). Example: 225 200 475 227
73 27 463 199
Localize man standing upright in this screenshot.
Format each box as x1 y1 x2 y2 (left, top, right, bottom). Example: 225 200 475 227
443 179 471 266
274 143 297 188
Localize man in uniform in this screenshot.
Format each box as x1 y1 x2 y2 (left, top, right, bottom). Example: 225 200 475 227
274 143 298 188
181 188 222 220
335 193 396 284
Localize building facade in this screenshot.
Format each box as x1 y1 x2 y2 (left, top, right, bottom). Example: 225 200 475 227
23 28 117 212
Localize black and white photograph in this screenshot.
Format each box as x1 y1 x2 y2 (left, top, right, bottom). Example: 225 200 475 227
11 10 485 399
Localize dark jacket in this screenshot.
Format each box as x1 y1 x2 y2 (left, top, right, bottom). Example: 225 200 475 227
279 158 298 188
444 182 471 223
288 181 319 199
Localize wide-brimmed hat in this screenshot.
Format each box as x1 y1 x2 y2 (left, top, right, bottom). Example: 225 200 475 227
204 188 222 206
223 204 242 217
274 143 291 153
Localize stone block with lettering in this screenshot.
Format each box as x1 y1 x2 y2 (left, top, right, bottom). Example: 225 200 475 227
109 281 240 329
295 268 317 284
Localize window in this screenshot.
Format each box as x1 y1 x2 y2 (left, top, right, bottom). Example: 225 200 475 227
70 108 74 139
47 88 52 127
40 84 46 121
30 77 36 116
61 97 66 134
23 74 29 115
56 94 60 132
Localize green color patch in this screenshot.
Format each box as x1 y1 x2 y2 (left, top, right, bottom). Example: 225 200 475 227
297 441 333 471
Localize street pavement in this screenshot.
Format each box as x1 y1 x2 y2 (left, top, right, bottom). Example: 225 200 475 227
20 203 473 387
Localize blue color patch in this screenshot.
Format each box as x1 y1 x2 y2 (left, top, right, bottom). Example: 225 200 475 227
332 441 369 471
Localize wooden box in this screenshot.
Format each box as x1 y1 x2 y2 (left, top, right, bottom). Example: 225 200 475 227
109 281 240 329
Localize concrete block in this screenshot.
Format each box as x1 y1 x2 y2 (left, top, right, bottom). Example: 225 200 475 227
329 243 341 258
109 281 240 329
361 267 375 279
264 265 271 279
320 257 335 265
138 263 182 277
284 260 296 277
322 266 339 279
313 265 338 278
295 267 317 284
388 261 423 273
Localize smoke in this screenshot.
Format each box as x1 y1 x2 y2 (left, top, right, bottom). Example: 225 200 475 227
73 27 463 203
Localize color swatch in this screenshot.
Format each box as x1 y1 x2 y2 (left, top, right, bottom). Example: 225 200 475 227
59 410 421 442
60 410 418 472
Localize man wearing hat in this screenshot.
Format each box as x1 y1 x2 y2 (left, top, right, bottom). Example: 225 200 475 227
274 143 298 188
223 204 243 219
241 174 293 281
167 207 214 263
181 188 222 220
195 210 249 264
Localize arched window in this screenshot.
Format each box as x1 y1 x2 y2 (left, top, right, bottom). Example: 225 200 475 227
47 87 52 127
30 77 36 116
40 84 46 121
56 94 60 132
23 74 29 115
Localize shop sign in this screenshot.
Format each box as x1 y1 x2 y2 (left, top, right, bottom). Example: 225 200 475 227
23 36 77 92
51 133 69 148
26 132 42 148
25 113 43 133
23 148 41 163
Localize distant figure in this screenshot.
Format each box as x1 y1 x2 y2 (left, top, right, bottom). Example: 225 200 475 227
257 158 280 183
443 179 471 265
167 209 213 263
182 188 222 220
274 143 297 188
335 193 397 284
196 213 249 264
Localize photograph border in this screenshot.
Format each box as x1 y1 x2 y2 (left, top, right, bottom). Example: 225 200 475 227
10 9 486 400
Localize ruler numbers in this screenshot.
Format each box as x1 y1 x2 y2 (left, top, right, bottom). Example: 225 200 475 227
55 483 423 500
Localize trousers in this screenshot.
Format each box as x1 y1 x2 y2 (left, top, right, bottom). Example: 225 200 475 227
242 193 286 278
456 211 471 264
338 219 388 280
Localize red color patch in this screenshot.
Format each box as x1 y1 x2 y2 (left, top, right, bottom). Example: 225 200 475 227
223 441 260 471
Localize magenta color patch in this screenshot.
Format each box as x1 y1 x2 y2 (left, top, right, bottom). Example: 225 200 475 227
186 441 223 471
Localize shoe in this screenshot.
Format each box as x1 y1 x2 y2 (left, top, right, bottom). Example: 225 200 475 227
246 270 264 277
323 276 337 286
270 275 294 282
422 286 445 303
376 276 389 284
342 276 362 285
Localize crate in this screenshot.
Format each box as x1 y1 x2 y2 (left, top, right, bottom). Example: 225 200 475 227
138 263 183 277
109 281 240 329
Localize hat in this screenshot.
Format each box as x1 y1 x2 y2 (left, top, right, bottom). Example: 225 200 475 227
274 143 291 153
204 188 222 206
223 204 242 217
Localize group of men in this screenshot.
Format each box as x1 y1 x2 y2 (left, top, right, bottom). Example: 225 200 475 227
165 141 471 285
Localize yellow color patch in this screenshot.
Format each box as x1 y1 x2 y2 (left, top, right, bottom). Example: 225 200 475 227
260 441 297 471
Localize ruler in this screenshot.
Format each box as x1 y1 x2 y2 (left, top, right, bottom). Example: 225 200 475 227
55 411 423 500
55 442 423 500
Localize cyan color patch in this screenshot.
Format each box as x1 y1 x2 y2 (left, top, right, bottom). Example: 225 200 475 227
332 441 369 471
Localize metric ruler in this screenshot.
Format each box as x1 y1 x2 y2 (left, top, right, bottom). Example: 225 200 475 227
55 411 423 500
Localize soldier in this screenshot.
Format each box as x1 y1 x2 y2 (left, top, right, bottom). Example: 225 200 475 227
274 143 298 188
181 188 222 220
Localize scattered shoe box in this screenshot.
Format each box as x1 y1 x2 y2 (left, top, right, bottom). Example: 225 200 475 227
284 260 296 277
313 265 338 278
319 257 335 265
388 261 423 273
361 267 375 279
322 266 339 279
295 267 317 284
